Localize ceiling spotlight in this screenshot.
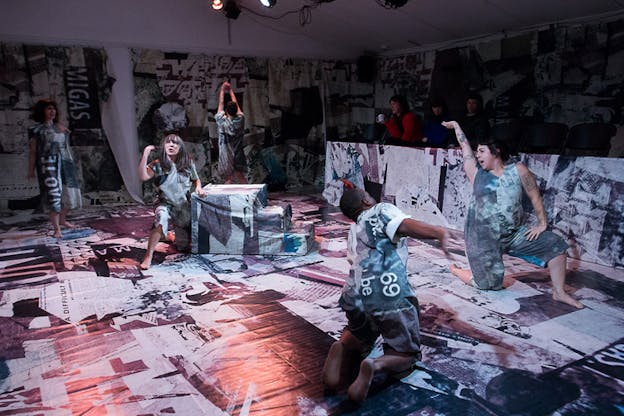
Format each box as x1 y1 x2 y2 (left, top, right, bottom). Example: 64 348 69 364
212 0 223 10
259 0 276 7
224 0 241 19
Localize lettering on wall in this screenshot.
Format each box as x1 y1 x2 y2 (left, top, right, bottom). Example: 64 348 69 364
64 66 101 130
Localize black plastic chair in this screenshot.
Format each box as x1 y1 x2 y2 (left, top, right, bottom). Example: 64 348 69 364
521 122 568 154
565 123 616 157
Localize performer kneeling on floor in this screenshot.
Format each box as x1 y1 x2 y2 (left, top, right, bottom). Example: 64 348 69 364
322 185 449 403
442 120 583 309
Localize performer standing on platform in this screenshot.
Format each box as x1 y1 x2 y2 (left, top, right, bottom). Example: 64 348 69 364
138 134 206 270
322 186 449 403
442 120 583 308
27 99 81 238
216 81 247 184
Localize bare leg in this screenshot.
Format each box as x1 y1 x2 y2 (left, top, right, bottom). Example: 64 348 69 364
323 341 347 389
449 263 473 285
347 350 415 403
59 208 76 228
548 254 583 308
49 212 62 238
140 225 163 270
322 329 364 389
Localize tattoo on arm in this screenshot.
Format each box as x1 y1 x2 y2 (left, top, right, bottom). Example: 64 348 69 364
522 172 547 224
521 172 537 192
458 132 476 167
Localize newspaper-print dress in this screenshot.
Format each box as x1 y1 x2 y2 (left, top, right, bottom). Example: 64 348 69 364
29 122 82 213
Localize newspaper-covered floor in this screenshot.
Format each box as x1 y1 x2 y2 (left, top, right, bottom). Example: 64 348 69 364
0 193 622 415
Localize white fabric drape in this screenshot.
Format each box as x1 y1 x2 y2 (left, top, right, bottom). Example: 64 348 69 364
101 47 143 202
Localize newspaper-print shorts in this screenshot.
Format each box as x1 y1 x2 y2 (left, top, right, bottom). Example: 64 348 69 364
470 225 569 290
345 296 422 360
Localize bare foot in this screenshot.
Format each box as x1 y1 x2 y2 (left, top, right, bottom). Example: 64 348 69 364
61 221 77 229
449 264 473 285
347 358 375 403
553 291 584 309
322 341 345 388
139 257 151 270
53 229 62 238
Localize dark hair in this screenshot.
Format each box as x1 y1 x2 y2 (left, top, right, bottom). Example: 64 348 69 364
429 96 448 120
31 99 60 123
389 95 410 113
429 96 446 109
477 137 513 162
225 101 238 117
466 91 483 105
389 95 410 135
158 134 194 172
340 188 367 222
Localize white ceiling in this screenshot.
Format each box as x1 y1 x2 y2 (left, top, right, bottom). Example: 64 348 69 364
1 0 623 59
234 0 624 56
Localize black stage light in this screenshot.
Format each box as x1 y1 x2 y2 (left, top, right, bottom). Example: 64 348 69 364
224 0 241 19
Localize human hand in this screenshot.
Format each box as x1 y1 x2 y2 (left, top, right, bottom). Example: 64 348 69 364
143 145 156 156
524 224 547 241
441 121 459 130
222 81 231 92
195 187 206 197
376 114 385 124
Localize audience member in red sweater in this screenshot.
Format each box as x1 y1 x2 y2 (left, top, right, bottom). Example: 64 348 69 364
379 95 424 145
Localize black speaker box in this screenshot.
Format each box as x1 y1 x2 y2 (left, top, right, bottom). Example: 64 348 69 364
356 55 377 83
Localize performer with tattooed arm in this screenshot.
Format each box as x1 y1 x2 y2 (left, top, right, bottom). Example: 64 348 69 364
442 121 583 309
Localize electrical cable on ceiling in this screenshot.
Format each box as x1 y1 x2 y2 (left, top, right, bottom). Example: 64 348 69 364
238 0 335 27
299 6 312 26
374 0 408 9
